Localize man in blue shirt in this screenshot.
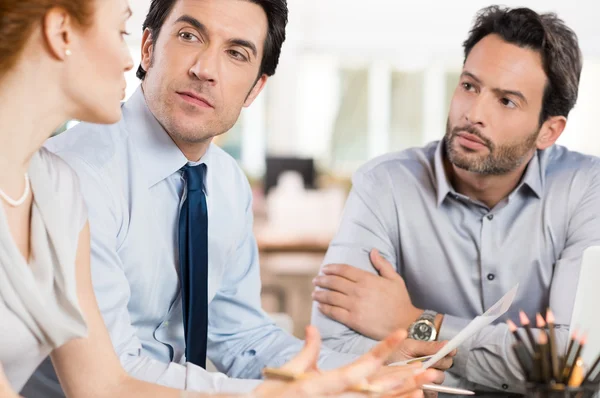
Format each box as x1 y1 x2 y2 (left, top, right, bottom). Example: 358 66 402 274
311 5 600 394
23 0 450 396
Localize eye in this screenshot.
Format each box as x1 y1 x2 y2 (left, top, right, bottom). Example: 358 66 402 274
179 31 200 42
500 97 517 109
462 82 475 92
121 31 130 38
227 49 248 62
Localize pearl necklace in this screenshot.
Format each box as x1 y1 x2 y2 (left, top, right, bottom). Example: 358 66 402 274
0 173 30 207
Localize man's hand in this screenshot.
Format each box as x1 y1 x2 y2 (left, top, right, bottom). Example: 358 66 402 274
387 339 456 371
312 249 423 340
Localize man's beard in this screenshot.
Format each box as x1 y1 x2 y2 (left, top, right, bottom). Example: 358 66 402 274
443 119 539 175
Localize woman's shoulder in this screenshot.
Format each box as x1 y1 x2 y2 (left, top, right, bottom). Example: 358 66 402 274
33 147 88 232
34 147 80 197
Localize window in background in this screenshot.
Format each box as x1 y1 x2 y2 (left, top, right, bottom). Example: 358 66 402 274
389 71 425 151
52 120 80 136
444 71 460 119
329 68 369 172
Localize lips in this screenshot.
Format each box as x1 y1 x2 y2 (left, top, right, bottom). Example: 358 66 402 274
456 131 486 146
177 91 213 108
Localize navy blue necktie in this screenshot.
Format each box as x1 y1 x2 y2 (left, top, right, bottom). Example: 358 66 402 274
178 164 208 368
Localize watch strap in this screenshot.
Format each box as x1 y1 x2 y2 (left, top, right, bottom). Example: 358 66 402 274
420 309 438 323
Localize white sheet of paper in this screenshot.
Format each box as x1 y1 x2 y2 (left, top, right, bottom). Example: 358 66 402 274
420 284 519 369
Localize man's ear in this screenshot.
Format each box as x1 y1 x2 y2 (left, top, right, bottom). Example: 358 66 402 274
42 7 75 61
244 74 268 107
536 115 567 150
140 28 154 75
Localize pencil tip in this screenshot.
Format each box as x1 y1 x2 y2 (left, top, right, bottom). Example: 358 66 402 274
546 308 555 324
506 319 517 332
519 311 530 325
536 313 546 328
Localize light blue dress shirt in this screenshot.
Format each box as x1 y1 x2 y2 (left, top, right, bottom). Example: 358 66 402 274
312 141 600 393
23 86 355 396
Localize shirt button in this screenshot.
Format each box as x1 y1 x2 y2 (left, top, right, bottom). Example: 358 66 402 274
487 214 494 220
163 321 169 327
487 273 495 281
502 384 509 390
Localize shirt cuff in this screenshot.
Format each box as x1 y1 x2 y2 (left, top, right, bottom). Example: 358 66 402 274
438 314 472 376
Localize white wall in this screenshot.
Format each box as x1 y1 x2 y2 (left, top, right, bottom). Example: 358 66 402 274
557 60 600 155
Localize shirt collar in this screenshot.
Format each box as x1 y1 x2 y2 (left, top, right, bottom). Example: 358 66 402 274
434 141 454 207
518 150 543 199
123 85 212 194
433 140 544 207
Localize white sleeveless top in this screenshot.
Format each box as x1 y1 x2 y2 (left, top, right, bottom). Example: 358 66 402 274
0 148 88 392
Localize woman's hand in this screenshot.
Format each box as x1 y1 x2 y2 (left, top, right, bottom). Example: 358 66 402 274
251 326 439 398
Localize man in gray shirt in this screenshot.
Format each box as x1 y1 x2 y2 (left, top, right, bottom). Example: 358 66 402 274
311 5 600 393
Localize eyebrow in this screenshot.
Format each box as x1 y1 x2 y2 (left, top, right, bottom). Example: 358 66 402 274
175 15 208 35
460 71 482 85
174 14 258 58
229 39 257 58
461 71 528 105
493 88 528 105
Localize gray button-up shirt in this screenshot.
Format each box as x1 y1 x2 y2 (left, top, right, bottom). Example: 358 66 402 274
312 140 600 392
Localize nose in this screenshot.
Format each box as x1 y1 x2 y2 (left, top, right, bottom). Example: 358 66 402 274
189 46 218 85
464 93 487 127
123 49 134 72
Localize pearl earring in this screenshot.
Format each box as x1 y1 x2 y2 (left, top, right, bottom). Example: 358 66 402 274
65 49 72 56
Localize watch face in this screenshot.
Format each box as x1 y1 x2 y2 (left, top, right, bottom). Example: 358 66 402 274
411 321 434 341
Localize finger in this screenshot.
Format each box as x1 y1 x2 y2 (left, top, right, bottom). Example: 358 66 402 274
385 369 438 397
280 326 321 373
313 274 356 295
367 363 423 391
427 369 446 385
402 339 447 358
312 289 352 309
322 263 366 282
370 249 400 280
338 329 408 376
430 342 456 358
431 356 453 371
317 304 351 325
300 330 408 396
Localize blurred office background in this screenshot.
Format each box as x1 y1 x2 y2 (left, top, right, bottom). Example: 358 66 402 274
62 0 600 338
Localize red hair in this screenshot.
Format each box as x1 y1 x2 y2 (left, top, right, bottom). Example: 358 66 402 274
0 0 93 76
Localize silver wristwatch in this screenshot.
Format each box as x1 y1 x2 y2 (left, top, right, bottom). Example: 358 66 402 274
408 310 438 341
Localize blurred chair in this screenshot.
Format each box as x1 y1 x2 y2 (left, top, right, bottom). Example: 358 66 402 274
264 156 315 195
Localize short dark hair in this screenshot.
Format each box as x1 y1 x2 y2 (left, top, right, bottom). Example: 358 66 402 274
463 6 582 124
136 0 288 80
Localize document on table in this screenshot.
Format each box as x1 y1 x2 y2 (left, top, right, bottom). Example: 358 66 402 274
421 284 519 369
